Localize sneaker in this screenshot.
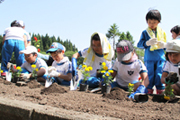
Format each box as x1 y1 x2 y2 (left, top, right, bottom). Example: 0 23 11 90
1 72 6 76
147 89 154 94
156 89 164 94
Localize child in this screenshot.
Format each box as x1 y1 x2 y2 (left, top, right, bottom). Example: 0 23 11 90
170 25 180 39
9 45 48 82
46 42 72 86
1 20 28 75
161 40 180 95
111 40 149 99
72 32 114 88
137 9 166 94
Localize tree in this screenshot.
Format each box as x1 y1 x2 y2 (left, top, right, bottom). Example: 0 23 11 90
106 23 121 50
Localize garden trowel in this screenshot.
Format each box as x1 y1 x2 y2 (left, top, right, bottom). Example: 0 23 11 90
45 76 53 88
70 76 78 90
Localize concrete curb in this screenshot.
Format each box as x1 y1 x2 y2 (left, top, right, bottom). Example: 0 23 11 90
0 96 119 120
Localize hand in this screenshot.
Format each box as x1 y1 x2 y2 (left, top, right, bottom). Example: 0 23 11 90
20 73 31 79
128 85 147 99
146 38 157 46
157 41 166 49
48 66 57 74
49 71 60 77
7 62 13 69
165 72 179 84
72 57 77 77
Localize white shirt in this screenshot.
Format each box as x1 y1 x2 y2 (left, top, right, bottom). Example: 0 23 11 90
79 48 112 77
163 61 180 84
52 57 72 82
113 59 147 87
4 27 26 41
21 58 48 75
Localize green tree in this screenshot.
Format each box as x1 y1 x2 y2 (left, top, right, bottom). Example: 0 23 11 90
106 23 121 50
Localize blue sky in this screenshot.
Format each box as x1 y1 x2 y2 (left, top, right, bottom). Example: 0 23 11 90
0 0 180 50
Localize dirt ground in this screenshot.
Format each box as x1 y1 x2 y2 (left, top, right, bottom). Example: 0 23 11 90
0 78 180 120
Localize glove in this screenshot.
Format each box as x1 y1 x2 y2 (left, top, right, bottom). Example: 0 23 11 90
165 72 179 84
48 66 57 74
20 73 31 79
49 71 60 77
146 38 157 46
72 57 77 77
157 41 166 49
128 85 147 99
7 62 16 72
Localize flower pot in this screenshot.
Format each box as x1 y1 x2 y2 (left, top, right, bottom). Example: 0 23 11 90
11 77 20 83
101 84 111 94
134 93 149 102
80 83 89 91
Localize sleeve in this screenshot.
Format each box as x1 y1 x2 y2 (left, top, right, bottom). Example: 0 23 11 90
162 61 169 73
67 62 72 74
78 48 88 58
137 60 147 74
163 31 166 43
137 31 149 49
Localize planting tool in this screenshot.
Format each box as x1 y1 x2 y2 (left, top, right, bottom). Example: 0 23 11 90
70 76 78 90
6 64 12 82
45 76 53 88
134 93 149 102
90 87 101 93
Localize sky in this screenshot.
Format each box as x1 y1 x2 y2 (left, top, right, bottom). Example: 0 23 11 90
0 0 180 50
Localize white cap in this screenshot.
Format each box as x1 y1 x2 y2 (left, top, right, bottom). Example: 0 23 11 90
17 20 25 27
166 40 180 53
19 46 37 54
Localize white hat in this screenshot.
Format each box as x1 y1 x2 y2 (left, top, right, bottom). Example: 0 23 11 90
19 46 37 54
166 40 180 53
17 20 25 27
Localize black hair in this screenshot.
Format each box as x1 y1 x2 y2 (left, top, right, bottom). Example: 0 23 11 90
165 52 170 62
32 52 37 56
170 25 180 35
146 9 161 22
91 34 100 41
10 20 22 27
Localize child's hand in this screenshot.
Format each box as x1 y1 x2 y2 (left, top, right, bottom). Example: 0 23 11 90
48 66 57 74
20 73 31 79
49 71 60 77
146 38 157 46
165 72 179 84
157 41 166 49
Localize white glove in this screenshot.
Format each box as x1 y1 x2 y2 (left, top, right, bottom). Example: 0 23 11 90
48 66 57 74
49 71 60 77
146 38 157 46
7 62 16 72
157 41 166 49
20 73 31 79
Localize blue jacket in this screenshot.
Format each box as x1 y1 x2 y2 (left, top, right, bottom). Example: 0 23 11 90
137 30 166 62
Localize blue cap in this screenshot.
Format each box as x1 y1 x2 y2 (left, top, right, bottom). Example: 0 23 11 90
46 42 65 53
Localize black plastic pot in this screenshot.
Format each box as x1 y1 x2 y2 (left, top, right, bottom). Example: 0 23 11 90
134 93 148 102
11 77 20 83
101 84 111 94
80 83 89 91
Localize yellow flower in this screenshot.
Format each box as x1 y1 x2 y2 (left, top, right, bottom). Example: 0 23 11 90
128 83 134 87
85 67 89 72
31 64 36 68
1 70 3 73
35 68 38 72
164 96 170 100
172 89 174 92
105 72 109 76
101 70 106 73
36 45 40 47
102 62 106 66
82 65 87 68
108 70 113 73
103 66 108 71
88 66 93 71
16 66 21 70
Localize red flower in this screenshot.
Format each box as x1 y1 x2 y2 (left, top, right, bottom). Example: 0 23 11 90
34 37 38 42
14 65 16 69
38 48 40 52
138 76 141 80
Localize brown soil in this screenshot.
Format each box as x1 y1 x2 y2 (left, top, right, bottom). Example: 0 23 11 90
0 77 180 120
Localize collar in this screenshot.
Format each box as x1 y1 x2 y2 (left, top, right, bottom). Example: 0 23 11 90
30 58 37 65
121 61 133 65
56 62 65 66
95 52 103 57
